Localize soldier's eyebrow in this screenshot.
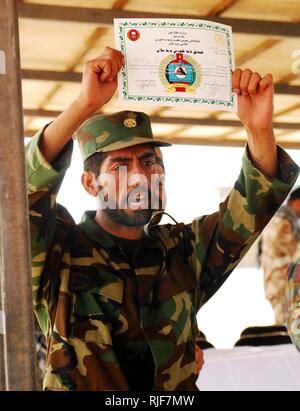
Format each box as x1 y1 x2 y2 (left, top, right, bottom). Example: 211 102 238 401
108 156 133 163
138 151 156 161
156 157 165 172
108 151 155 164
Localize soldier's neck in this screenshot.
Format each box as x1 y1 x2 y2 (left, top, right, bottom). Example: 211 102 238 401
94 210 144 240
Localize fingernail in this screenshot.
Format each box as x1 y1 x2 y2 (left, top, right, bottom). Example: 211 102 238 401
234 88 240 95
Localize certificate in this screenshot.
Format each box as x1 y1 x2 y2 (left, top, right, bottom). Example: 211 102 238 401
114 19 237 111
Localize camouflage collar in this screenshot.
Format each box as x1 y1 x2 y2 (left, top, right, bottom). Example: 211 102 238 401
79 210 157 249
79 210 117 248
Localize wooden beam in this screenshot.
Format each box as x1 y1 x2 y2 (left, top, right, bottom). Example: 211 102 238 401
207 0 239 16
277 73 299 84
23 130 300 149
23 109 300 130
35 27 105 106
22 69 81 83
219 127 297 141
274 102 300 118
151 116 300 130
275 83 300 95
24 26 106 130
17 3 300 37
166 125 190 139
21 69 300 95
151 107 170 117
23 109 62 118
112 0 130 9
165 137 300 149
235 39 282 67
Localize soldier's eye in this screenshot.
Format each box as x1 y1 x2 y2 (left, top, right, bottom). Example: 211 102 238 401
143 159 155 167
112 163 127 171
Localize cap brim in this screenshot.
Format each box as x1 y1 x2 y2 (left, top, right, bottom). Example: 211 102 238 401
100 137 171 153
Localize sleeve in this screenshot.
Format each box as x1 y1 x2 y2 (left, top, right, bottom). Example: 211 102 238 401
186 145 299 310
287 255 300 351
26 128 73 327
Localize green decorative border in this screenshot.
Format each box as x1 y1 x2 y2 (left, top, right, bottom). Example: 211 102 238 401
117 20 235 108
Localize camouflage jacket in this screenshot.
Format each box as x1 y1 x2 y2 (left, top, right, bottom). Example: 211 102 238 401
261 205 300 301
287 252 300 351
26 131 299 391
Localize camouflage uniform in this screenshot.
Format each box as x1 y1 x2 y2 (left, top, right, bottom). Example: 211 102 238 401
26 110 299 391
35 317 47 390
261 205 300 324
286 251 300 351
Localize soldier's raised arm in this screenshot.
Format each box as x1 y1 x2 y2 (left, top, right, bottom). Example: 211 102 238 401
25 47 123 314
179 68 299 311
232 68 277 178
40 47 124 163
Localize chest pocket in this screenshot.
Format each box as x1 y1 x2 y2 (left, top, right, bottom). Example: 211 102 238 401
154 247 196 301
150 247 198 347
68 265 123 345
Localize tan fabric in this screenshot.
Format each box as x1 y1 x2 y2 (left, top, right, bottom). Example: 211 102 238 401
261 209 299 323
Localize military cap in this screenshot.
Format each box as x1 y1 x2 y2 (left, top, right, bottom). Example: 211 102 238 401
74 110 171 162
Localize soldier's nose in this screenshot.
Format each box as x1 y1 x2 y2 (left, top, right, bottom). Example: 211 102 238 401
128 172 147 187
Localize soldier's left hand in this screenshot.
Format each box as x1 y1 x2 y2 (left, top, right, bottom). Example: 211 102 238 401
233 68 274 133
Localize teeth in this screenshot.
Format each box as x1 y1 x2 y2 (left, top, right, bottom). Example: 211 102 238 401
130 200 145 205
129 195 147 203
129 198 148 207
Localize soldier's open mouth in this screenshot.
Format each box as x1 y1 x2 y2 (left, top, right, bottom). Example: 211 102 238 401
128 193 149 209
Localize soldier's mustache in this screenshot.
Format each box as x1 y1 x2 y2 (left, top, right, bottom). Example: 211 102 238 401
119 186 151 209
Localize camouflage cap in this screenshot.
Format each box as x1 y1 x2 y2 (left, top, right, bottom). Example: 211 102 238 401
74 110 171 162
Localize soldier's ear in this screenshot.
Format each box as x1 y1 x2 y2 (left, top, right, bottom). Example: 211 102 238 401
81 171 99 197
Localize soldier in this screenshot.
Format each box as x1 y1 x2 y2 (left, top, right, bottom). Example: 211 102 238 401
26 46 299 390
286 253 300 351
261 188 300 324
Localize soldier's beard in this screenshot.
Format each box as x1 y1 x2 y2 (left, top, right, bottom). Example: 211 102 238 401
98 187 164 227
102 207 152 227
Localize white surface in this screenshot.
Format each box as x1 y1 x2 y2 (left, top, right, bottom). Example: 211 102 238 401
0 50 6 74
114 19 236 110
197 344 300 391
196 266 275 348
0 310 6 335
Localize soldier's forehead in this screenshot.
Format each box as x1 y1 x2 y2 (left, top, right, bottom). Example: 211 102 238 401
154 147 163 159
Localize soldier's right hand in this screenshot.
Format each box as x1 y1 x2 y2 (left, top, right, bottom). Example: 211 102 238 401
76 47 124 113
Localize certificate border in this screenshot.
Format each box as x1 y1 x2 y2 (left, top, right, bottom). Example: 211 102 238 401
116 20 235 108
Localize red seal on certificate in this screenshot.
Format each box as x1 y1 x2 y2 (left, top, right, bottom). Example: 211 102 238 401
127 29 140 41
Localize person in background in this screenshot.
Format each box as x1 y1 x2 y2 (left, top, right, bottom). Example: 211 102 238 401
286 251 300 351
260 188 300 324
